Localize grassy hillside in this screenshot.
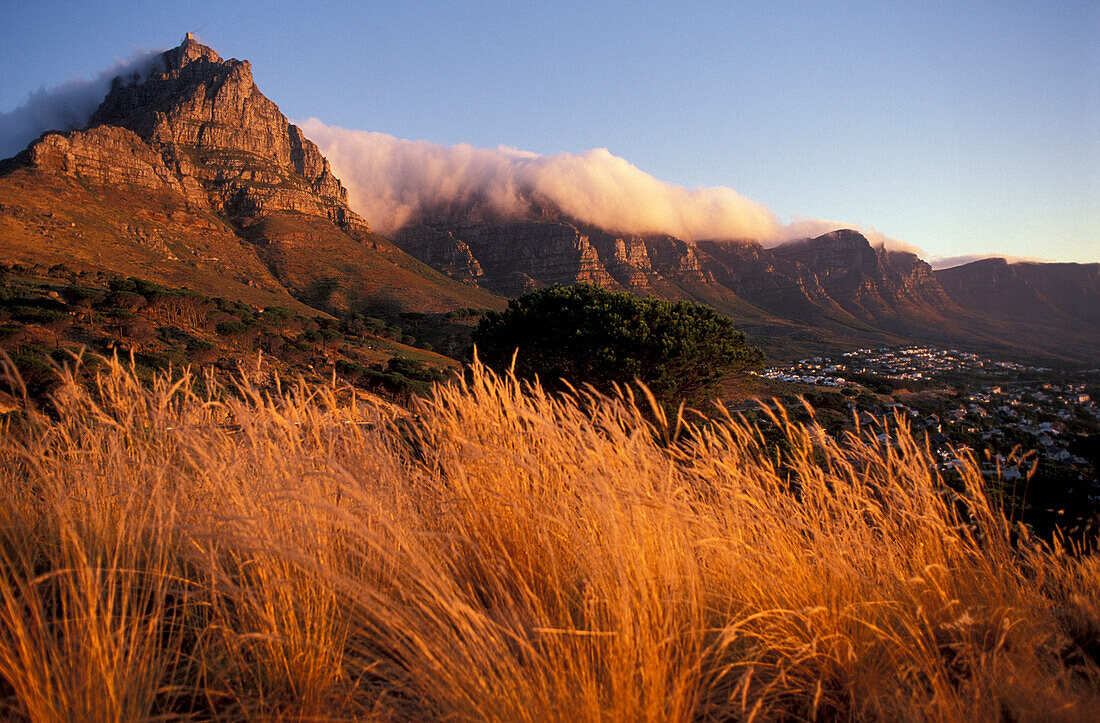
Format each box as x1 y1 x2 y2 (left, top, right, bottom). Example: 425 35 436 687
0 264 468 404
0 169 313 311
0 358 1096 720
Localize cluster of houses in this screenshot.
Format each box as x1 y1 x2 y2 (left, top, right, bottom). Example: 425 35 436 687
757 345 1054 386
918 390 1094 478
755 346 1099 484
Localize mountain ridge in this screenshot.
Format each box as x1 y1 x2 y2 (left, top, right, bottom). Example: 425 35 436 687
1 35 1096 366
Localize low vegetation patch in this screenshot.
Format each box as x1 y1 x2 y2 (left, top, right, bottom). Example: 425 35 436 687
0 264 460 402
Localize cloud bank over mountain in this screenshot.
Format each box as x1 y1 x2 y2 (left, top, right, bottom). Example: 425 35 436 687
299 120 778 240
300 119 920 254
0 49 164 161
0 51 918 256
929 253 1053 270
774 217 925 256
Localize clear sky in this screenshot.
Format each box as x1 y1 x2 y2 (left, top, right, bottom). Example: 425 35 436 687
1 0 1096 264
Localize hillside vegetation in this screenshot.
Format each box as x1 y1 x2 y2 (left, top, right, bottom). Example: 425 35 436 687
0 356 1097 720
0 263 475 404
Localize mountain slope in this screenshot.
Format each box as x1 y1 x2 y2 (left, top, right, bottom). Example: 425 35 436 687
933 259 1100 363
936 258 1100 330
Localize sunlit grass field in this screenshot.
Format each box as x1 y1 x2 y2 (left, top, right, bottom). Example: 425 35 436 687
0 354 1097 720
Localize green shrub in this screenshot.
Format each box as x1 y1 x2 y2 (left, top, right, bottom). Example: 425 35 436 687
474 283 763 405
216 321 250 336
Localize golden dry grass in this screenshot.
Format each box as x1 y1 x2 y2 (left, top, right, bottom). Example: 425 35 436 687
0 353 1097 721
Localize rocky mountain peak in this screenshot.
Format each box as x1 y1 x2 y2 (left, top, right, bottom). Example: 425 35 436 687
811 228 872 248
772 230 876 267
17 35 367 230
164 34 224 69
90 36 245 135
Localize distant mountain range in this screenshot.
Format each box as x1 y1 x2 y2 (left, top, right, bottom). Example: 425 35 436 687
1 36 1096 364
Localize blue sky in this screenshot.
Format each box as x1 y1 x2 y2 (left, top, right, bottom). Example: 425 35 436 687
1 1 1096 264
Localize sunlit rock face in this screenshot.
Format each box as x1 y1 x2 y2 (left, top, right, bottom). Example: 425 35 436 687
771 230 957 319
396 219 958 326
393 225 485 283
395 219 730 295
16 125 205 203
14 35 365 230
397 221 613 295
0 35 504 319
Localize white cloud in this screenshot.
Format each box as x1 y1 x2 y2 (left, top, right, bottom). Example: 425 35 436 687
299 118 925 256
0 49 164 160
299 119 782 240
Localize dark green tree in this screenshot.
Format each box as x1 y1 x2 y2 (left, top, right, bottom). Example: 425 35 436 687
473 284 763 405
61 286 106 321
318 328 343 352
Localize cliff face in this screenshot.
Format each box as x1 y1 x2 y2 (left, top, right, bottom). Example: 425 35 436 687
15 126 205 203
393 226 484 283
694 239 850 320
771 230 959 322
459 221 614 295
588 232 654 289
394 221 725 296
396 222 958 326
15 36 364 230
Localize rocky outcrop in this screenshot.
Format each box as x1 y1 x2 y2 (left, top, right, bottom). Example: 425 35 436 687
772 230 887 309
9 126 207 205
696 239 849 319
771 230 957 321
405 220 734 295
410 221 616 295
880 250 957 310
393 225 484 282
585 230 654 290
399 220 918 323
642 235 715 284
